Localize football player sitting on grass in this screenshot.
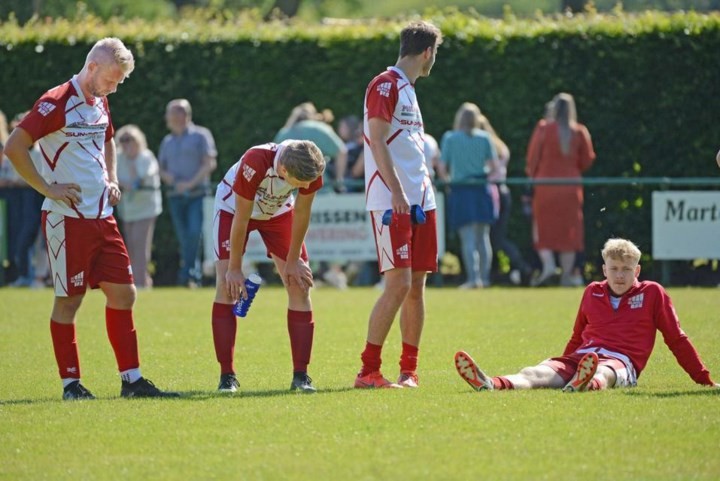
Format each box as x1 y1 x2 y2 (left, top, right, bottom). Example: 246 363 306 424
455 237 719 392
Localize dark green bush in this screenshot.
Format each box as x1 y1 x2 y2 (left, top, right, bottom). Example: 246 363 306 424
2 9 718 284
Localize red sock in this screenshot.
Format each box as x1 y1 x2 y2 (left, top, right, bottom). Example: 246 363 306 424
399 342 419 373
105 307 140 372
50 320 81 379
360 342 383 377
287 310 314 372
212 302 237 374
492 376 515 390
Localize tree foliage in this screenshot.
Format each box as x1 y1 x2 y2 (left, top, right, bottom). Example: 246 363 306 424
1 9 719 283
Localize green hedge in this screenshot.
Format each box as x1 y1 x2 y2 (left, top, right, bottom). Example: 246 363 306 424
2 9 719 284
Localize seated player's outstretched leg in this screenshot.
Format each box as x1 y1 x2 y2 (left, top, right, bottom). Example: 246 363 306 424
562 352 599 393
454 351 494 391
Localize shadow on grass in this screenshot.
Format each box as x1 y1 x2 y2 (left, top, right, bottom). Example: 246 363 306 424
174 386 356 400
0 397 59 406
0 386 361 404
622 389 720 398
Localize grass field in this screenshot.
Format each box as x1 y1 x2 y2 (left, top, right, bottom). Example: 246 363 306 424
1 285 719 480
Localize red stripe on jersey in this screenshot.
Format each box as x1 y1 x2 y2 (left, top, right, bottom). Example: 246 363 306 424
70 202 85 219
97 186 107 219
41 142 69 171
363 133 371 146
386 129 402 145
65 101 82 115
76 142 104 171
365 171 388 204
221 179 233 202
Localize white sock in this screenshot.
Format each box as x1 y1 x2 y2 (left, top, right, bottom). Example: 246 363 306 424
120 368 142 383
62 378 80 388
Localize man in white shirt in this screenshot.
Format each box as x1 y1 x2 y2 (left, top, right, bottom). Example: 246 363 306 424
354 21 443 389
4 38 177 400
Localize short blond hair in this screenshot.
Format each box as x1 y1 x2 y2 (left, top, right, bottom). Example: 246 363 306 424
280 141 325 182
86 37 135 76
601 238 641 264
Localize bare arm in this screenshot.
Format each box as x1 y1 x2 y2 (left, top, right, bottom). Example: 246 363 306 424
284 192 315 291
225 195 254 302
368 117 409 214
350 150 365 178
4 127 81 204
105 137 122 206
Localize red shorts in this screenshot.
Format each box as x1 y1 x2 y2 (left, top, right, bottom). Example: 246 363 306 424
370 208 438 273
42 211 133 297
213 209 308 262
542 352 627 384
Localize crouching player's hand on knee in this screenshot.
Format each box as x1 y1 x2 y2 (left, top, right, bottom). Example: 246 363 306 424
285 259 314 292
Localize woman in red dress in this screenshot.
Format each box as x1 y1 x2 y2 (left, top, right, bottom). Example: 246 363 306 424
526 93 596 286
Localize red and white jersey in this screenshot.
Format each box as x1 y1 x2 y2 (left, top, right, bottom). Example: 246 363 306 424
214 141 323 220
363 67 436 212
18 76 115 219
564 279 713 385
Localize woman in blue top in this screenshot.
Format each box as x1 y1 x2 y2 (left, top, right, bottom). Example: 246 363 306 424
440 103 500 288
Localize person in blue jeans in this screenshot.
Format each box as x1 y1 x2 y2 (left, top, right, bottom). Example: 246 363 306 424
158 99 217 287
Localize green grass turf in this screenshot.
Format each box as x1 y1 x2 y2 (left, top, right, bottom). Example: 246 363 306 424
1 286 719 480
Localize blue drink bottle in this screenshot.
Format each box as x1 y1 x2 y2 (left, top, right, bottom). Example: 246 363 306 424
233 274 262 317
382 205 427 226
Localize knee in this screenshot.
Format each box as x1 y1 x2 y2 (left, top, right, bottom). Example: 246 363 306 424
53 295 85 318
518 366 538 379
384 280 411 303
110 285 137 309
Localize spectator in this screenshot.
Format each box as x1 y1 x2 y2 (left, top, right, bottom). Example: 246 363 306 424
212 140 325 393
4 111 45 287
4 37 177 399
478 112 533 286
337 114 364 192
337 114 378 286
276 103 349 288
115 124 162 289
526 93 595 287
440 102 500 289
354 20 442 389
274 102 347 193
158 99 217 287
424 132 446 182
0 109 8 157
0 109 19 284
455 238 718 392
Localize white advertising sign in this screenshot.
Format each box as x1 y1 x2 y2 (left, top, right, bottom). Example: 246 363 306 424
204 192 445 263
652 191 720 260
